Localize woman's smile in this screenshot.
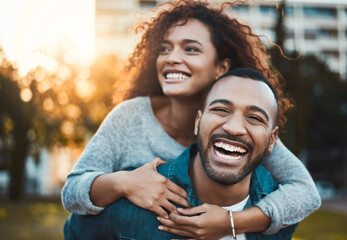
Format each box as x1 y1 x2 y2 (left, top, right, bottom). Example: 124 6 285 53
156 19 223 98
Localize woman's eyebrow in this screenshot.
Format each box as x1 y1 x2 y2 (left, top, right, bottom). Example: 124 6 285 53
162 39 203 46
182 39 203 46
161 39 171 44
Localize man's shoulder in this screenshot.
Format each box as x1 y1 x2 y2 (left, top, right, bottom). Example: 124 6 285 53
64 198 182 240
109 198 181 239
252 165 279 194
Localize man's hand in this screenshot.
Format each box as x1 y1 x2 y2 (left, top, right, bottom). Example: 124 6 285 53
157 203 231 240
124 158 190 218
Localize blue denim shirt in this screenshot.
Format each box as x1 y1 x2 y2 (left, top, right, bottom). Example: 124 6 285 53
64 144 297 240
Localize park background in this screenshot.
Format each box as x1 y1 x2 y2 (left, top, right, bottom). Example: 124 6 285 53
0 0 346 239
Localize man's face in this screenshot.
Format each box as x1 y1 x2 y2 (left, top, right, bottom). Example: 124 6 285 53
194 76 278 185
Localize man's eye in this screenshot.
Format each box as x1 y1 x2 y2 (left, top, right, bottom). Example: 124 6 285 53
211 107 229 113
247 115 264 123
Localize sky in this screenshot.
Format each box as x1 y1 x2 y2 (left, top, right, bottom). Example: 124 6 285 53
0 0 95 70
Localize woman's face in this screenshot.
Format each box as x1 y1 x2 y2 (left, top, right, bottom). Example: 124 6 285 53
156 19 228 98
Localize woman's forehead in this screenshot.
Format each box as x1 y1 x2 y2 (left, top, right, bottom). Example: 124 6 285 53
164 19 212 42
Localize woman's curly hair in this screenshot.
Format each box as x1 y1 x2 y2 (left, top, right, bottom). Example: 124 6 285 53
115 0 292 128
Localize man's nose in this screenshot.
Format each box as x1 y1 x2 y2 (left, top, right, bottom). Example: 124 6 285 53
222 114 247 136
166 48 183 65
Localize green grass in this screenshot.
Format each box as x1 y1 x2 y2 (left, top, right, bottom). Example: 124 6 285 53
0 201 346 240
293 209 347 240
0 201 69 240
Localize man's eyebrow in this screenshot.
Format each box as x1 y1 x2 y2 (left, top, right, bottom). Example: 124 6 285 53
161 39 203 46
247 105 269 121
208 99 232 107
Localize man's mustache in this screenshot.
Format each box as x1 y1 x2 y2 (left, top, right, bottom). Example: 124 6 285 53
209 132 253 152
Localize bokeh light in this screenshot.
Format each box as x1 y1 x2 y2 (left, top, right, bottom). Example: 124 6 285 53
20 88 33 102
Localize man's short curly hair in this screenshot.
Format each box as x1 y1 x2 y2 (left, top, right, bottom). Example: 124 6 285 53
116 0 292 128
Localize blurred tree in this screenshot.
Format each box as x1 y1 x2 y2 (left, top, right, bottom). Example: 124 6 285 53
270 1 347 156
0 59 35 200
0 49 120 200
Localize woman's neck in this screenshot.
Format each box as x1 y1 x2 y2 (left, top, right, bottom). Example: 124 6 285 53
151 95 203 147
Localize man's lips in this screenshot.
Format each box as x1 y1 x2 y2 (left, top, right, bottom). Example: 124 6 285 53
212 139 249 164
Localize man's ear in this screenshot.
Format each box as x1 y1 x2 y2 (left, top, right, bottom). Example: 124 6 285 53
215 58 231 79
194 110 202 136
267 126 279 153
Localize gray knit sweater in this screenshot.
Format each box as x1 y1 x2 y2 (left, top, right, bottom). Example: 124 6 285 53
61 97 321 234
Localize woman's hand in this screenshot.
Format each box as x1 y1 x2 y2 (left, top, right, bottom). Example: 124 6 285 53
123 158 190 218
157 203 231 240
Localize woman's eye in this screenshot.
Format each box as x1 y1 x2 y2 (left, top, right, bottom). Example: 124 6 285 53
159 46 170 53
185 47 200 53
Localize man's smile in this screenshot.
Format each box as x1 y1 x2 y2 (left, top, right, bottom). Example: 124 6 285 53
211 139 250 165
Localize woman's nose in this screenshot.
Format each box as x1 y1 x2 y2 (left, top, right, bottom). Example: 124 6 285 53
166 48 183 65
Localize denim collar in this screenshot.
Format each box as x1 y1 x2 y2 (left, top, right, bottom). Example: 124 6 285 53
166 144 201 207
165 143 275 209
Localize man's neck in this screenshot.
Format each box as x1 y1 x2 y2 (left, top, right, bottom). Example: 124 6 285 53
189 154 251 207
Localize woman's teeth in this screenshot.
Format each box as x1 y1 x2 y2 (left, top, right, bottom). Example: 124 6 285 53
166 72 189 81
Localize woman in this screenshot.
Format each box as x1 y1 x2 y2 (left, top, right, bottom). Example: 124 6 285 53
62 1 320 239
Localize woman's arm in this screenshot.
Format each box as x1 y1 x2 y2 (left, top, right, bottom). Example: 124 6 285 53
157 204 270 239
257 138 321 234
62 98 190 215
89 158 190 218
61 106 124 215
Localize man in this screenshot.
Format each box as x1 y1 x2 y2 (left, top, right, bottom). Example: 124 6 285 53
64 68 298 240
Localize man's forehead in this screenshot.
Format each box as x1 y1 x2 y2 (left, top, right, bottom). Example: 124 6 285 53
205 76 278 111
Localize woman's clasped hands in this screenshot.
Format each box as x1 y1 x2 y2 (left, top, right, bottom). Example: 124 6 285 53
123 157 189 218
124 158 231 240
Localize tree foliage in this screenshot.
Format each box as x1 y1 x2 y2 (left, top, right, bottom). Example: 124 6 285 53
271 1 347 156
0 49 120 200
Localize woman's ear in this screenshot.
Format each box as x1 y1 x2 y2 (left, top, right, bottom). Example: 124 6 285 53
194 110 202 136
215 58 231 79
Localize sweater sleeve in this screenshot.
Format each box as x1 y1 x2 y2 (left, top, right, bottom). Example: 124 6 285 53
257 139 321 234
61 103 127 215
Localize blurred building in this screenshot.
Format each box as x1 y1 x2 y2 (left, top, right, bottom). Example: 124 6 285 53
0 145 80 198
95 0 347 79
95 0 165 58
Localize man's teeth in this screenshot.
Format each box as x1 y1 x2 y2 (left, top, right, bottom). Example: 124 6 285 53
215 150 242 160
166 72 189 80
214 142 246 154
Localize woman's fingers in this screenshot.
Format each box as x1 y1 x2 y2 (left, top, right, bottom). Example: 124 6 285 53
168 212 199 226
165 178 188 199
176 205 206 216
152 205 169 219
165 187 190 208
160 199 179 214
125 157 190 217
148 157 167 169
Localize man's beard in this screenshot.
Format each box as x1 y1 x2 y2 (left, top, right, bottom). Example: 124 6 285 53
197 131 269 185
